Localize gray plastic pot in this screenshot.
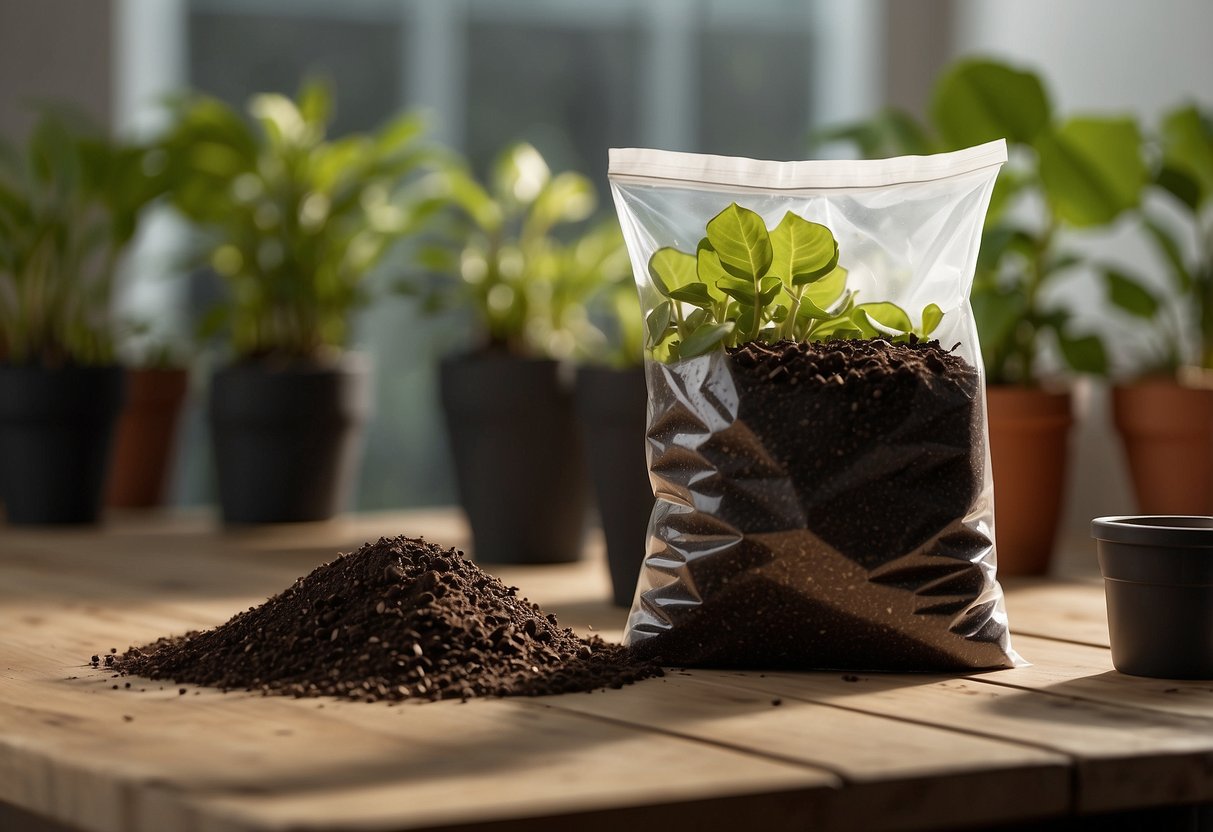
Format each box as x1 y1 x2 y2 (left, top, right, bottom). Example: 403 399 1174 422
1091 515 1213 679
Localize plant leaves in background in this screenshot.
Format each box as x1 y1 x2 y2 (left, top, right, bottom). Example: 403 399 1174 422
1103 269 1159 319
1160 104 1213 208
1056 330 1108 375
931 58 1051 149
1035 116 1145 227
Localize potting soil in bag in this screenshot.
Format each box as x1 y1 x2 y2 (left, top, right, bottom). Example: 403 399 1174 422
608 141 1021 671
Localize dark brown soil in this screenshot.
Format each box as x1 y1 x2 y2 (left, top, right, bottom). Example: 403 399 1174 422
633 338 1010 671
99 536 661 702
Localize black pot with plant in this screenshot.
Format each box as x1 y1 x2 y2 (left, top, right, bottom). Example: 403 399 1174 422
0 111 165 524
575 256 652 604
161 81 441 524
410 143 611 563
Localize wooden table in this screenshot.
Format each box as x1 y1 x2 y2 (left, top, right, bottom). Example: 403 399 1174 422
1 510 1211 832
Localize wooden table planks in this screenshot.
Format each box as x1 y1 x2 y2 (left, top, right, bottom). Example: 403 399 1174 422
1 509 1211 832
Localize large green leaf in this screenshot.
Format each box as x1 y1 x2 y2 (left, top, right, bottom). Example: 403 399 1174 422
931 58 1051 149
648 247 697 295
705 203 772 281
769 211 838 287
1160 104 1213 208
645 300 673 348
1036 117 1144 227
921 303 944 336
1103 269 1159 319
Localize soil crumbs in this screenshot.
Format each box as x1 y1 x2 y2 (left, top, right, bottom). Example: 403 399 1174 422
97 536 661 702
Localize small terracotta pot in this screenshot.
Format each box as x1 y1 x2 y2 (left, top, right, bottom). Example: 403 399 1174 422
986 386 1073 576
106 367 189 508
1111 378 1213 516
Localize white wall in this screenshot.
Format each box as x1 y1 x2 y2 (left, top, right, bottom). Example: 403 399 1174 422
953 0 1213 572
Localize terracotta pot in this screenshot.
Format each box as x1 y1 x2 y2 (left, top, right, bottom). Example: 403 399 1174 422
106 367 189 508
986 386 1073 576
1111 378 1213 516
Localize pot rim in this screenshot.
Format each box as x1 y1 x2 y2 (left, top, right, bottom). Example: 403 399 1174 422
1092 515 1213 548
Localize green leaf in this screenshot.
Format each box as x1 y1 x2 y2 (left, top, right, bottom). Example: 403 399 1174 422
677 321 734 358
705 203 772 281
931 58 1050 149
645 300 673 348
795 296 834 321
759 275 783 306
1036 117 1145 227
972 285 1027 355
810 108 933 158
1056 331 1108 375
921 303 944 336
1160 104 1213 208
804 265 847 308
696 245 729 289
1142 214 1191 293
716 274 756 305
668 282 715 307
492 142 550 205
854 302 913 334
1103 269 1159 319
810 317 863 341
769 211 839 288
1155 164 1202 213
648 247 697 296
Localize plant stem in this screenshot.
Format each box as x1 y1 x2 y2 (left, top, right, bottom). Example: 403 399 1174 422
1019 221 1056 384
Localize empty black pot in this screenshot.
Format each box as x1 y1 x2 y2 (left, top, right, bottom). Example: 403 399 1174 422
209 356 371 524
440 353 587 564
0 365 126 524
575 365 653 606
1091 515 1213 679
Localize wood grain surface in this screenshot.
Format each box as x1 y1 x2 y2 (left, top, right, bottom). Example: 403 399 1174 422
1 510 1211 832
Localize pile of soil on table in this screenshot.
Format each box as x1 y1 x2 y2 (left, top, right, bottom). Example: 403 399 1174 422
632 337 1011 671
99 536 661 702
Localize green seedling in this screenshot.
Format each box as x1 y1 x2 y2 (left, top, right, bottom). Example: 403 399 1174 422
644 203 942 361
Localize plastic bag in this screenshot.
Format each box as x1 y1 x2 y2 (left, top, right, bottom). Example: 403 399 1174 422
608 141 1021 671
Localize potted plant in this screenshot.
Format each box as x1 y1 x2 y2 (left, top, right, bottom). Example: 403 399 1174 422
1101 104 1213 515
105 323 191 509
410 143 602 563
571 225 653 605
0 110 165 524
160 81 442 523
818 57 1146 574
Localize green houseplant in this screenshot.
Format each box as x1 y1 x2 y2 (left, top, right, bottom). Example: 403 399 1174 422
818 57 1146 574
1101 103 1213 514
160 81 442 523
0 110 166 523
412 142 608 563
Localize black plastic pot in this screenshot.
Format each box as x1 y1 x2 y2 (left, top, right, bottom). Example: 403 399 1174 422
209 356 371 524
574 365 653 606
0 365 126 524
440 354 587 564
1091 515 1213 679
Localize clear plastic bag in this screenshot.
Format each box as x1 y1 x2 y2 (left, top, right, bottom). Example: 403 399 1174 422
608 141 1021 670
